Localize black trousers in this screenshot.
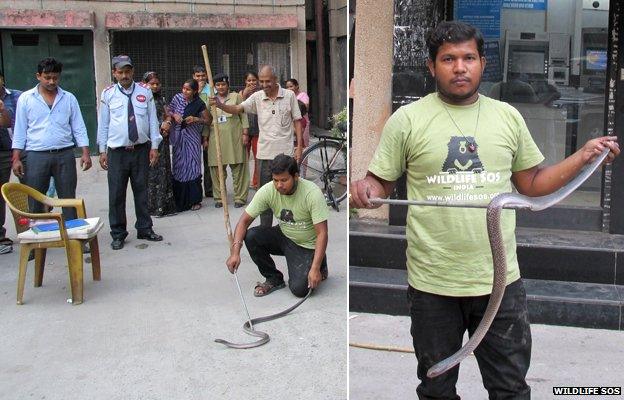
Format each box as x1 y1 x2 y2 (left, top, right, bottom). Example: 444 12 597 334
257 159 274 227
24 148 77 220
0 150 11 240
244 225 327 298
107 143 153 240
408 279 532 400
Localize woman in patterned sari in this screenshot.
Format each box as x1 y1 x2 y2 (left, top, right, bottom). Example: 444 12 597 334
144 71 177 217
164 79 211 211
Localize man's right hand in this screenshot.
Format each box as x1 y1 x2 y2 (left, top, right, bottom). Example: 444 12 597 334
11 159 24 179
208 96 222 108
349 176 387 209
226 253 241 274
99 153 108 170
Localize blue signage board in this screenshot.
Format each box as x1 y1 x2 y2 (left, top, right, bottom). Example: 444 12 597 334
502 0 547 10
455 0 502 39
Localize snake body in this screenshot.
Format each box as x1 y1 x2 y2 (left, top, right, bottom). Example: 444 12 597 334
425 148 610 378
215 289 312 349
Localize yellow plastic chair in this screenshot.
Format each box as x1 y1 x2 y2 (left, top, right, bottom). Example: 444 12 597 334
1 182 102 305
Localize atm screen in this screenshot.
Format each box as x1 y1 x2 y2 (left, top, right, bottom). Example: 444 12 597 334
510 51 545 74
585 49 607 71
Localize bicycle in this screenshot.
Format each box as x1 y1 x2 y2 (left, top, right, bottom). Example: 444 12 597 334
300 130 347 211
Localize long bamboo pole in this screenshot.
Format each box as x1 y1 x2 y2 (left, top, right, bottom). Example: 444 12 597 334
201 45 233 244
202 45 254 330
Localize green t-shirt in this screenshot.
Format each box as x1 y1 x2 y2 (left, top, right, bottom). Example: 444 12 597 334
369 93 544 296
245 178 329 249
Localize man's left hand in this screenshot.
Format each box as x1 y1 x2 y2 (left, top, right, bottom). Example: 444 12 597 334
294 146 302 163
308 268 322 289
149 149 159 167
80 154 92 171
581 136 620 165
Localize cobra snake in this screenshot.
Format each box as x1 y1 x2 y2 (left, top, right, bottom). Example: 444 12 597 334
215 289 312 349
370 148 610 378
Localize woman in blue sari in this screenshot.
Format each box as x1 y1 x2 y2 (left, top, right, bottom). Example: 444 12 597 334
163 79 211 211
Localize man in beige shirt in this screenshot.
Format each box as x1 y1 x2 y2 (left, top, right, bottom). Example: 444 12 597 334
210 65 302 227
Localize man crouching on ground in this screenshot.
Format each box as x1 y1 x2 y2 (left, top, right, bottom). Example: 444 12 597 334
226 154 329 297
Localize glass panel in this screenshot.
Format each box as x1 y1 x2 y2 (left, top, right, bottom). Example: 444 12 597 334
471 0 610 207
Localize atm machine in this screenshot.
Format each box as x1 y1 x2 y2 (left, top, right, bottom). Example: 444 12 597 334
548 33 571 86
502 31 569 166
579 27 608 91
503 31 570 87
503 31 550 85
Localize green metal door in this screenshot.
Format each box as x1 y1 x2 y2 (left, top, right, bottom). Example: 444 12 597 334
1 30 97 153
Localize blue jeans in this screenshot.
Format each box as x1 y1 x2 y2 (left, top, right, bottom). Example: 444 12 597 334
408 279 532 400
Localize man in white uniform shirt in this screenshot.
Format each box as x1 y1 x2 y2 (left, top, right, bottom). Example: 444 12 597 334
97 55 163 250
210 65 302 227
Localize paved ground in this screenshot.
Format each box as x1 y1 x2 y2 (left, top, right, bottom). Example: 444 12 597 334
0 157 348 400
350 312 624 399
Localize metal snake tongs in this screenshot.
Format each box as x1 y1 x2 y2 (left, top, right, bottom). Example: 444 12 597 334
370 148 610 377
215 277 312 349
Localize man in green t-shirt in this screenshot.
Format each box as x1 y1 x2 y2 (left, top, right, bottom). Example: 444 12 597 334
350 21 619 399
226 154 329 297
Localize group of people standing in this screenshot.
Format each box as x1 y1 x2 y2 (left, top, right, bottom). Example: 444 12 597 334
1 53 330 304
0 55 311 253
143 66 311 216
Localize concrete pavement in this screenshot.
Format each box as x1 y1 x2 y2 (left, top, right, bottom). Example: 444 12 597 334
0 157 348 400
350 312 624 399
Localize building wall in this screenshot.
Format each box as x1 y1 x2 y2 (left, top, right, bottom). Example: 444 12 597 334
0 0 307 102
328 0 347 116
351 0 394 220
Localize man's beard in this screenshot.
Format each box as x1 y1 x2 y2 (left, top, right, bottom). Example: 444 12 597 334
435 77 481 103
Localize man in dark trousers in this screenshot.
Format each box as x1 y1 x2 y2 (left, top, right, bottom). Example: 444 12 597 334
12 58 92 220
350 21 619 399
97 55 163 250
226 154 328 298
0 69 22 254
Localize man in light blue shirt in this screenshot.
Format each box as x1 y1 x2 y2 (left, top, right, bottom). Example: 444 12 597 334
97 55 163 250
11 58 91 220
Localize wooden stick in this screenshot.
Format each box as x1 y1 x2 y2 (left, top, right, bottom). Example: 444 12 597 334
202 44 233 244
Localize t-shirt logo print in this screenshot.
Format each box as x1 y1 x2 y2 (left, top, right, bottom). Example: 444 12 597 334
441 136 484 174
279 209 296 223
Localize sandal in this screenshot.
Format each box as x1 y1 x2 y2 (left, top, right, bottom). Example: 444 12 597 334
254 280 286 297
191 203 202 211
0 244 12 255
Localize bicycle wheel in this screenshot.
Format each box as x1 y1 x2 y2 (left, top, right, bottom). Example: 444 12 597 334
300 140 348 205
